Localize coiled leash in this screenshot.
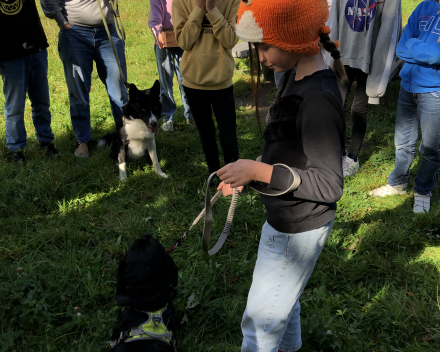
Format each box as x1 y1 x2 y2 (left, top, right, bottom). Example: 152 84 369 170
167 172 239 256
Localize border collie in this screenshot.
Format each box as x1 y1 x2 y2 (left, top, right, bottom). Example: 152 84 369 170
99 81 168 181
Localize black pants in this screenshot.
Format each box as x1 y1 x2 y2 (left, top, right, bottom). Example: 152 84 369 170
338 66 369 156
184 85 239 174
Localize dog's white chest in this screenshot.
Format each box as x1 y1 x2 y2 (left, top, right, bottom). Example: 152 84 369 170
124 119 154 160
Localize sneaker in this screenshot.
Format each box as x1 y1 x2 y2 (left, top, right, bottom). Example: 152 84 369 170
413 192 431 213
74 142 89 157
342 155 359 177
40 141 58 157
162 120 174 132
10 151 25 164
369 183 407 197
186 119 196 126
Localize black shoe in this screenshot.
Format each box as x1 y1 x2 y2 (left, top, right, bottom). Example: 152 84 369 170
40 142 58 157
11 151 26 164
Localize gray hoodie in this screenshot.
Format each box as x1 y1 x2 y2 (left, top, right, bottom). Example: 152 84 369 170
40 0 113 28
327 0 402 104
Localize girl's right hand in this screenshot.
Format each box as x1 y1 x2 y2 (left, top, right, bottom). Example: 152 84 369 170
217 181 243 197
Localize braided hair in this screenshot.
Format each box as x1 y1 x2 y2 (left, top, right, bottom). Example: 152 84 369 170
318 31 348 83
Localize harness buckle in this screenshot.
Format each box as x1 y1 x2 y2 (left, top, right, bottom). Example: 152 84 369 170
152 313 162 326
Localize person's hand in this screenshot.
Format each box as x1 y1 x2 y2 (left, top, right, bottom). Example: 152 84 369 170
217 159 257 188
156 32 165 49
195 0 207 11
61 23 72 30
217 181 243 197
206 0 217 12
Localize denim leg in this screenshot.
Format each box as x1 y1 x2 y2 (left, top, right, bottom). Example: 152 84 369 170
0 57 28 151
155 44 177 122
388 86 419 187
184 86 220 173
211 86 239 165
241 218 335 352
94 24 128 128
171 47 194 121
27 49 54 143
413 91 440 195
58 25 94 143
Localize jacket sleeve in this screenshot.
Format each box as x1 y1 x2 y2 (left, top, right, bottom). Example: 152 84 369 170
39 0 68 28
269 92 344 203
396 6 424 65
405 39 440 66
172 0 206 51
205 0 239 49
148 0 164 37
365 0 402 105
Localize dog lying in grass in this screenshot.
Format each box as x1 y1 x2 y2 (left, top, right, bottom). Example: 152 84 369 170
109 234 178 351
99 82 168 181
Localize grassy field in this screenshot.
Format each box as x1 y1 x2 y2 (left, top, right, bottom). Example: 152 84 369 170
1 1 439 351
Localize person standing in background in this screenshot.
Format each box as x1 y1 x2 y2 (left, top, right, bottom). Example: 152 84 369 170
328 0 402 177
369 0 440 214
40 0 128 158
149 0 194 132
0 0 57 163
172 0 240 175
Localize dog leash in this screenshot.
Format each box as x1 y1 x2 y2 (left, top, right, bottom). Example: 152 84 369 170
96 0 129 89
167 172 239 255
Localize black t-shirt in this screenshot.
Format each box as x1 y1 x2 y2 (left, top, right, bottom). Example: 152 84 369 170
0 0 49 62
261 69 346 233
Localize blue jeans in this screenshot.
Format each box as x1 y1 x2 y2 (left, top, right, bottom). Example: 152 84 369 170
0 50 54 152
388 86 440 195
274 71 285 89
154 44 193 122
58 24 128 143
241 218 335 352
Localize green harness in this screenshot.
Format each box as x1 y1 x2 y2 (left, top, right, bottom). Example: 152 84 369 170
108 305 175 349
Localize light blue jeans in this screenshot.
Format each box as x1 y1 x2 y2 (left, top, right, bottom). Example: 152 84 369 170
241 218 335 352
0 49 54 152
154 44 193 122
58 24 128 143
388 86 440 195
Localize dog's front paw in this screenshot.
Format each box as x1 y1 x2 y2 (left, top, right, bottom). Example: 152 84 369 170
158 171 168 178
120 175 127 181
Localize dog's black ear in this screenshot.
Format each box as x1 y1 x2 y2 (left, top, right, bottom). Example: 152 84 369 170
149 80 160 97
129 83 139 101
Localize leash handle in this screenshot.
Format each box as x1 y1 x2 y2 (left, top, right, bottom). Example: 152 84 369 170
202 172 239 256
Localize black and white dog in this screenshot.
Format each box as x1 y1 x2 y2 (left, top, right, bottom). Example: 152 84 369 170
109 234 178 351
99 81 168 181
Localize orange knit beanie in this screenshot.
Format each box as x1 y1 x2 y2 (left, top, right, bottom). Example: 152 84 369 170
236 0 331 55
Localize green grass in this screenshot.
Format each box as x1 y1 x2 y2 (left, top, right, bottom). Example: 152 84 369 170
1 1 439 351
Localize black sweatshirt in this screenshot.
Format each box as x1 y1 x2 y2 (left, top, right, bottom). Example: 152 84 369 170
260 68 345 233
0 0 49 62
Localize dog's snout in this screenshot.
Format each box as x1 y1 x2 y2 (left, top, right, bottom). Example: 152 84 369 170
149 114 158 127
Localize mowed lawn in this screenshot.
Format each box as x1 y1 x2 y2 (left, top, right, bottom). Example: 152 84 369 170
1 1 439 351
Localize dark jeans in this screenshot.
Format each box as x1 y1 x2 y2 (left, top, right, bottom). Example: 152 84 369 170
184 85 239 173
338 66 368 156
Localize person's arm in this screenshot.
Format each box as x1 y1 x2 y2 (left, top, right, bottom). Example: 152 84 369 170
396 7 423 65
405 38 440 66
39 0 69 28
149 0 164 47
172 0 206 51
205 0 239 49
366 0 402 104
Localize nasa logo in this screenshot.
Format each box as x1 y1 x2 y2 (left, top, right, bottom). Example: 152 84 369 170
345 0 383 32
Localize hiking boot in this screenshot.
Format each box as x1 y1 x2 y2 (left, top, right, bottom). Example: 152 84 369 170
413 192 431 214
10 151 25 164
74 142 89 157
162 120 174 132
40 141 58 157
369 183 407 197
342 155 359 177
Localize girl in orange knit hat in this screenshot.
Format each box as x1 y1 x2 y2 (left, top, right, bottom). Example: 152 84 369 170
217 0 346 351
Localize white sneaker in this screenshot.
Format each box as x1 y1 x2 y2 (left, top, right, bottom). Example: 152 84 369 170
369 183 407 197
342 155 360 177
413 192 431 213
162 120 174 132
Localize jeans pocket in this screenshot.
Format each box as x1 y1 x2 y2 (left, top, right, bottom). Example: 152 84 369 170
262 230 274 246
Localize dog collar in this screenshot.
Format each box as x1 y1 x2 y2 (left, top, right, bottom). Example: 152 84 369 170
108 305 175 349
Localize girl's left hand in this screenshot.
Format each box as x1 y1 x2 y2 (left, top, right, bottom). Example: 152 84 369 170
217 181 243 197
217 159 256 188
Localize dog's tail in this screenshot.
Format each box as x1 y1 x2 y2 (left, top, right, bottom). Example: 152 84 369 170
98 132 117 147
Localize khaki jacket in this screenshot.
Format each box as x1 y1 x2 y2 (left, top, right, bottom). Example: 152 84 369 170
172 0 240 90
